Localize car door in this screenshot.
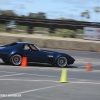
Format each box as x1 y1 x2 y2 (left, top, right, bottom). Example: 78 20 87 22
23 44 47 63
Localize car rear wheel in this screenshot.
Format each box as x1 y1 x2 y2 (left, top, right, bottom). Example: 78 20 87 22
10 54 22 66
56 57 68 67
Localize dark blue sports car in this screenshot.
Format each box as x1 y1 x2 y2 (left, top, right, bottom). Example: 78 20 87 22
0 42 75 67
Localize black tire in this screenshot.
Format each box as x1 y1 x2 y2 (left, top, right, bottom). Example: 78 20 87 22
10 54 22 66
2 59 10 64
56 57 68 67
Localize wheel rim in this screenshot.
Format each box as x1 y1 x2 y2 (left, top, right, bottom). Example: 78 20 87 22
57 57 67 67
11 54 22 65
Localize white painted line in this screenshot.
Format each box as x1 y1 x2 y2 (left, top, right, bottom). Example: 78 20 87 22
1 79 100 98
0 79 59 82
0 70 87 79
1 78 100 84
0 73 25 78
68 69 100 72
69 78 100 83
0 78 100 85
28 66 100 72
0 70 64 79
16 84 65 94
0 71 17 74
0 69 100 81
0 83 65 98
0 71 59 78
70 81 100 85
0 65 63 71
23 73 59 78
0 65 20 68
75 61 100 65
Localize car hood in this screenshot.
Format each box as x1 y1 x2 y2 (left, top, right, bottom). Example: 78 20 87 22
42 50 60 55
42 49 75 61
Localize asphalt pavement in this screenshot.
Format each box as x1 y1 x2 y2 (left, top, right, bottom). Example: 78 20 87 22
0 49 100 100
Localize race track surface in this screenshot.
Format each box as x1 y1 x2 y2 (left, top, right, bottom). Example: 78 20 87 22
0 49 100 100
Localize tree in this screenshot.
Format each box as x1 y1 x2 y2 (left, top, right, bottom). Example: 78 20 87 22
56 17 67 20
28 12 46 19
35 12 46 19
28 13 36 18
81 10 90 21
85 10 90 19
0 10 18 16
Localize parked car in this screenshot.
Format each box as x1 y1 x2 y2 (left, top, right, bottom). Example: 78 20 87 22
0 42 75 67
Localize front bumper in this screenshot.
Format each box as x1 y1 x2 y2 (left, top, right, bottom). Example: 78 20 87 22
68 58 75 65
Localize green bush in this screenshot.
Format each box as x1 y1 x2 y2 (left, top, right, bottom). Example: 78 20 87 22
76 29 83 34
54 29 76 38
70 32 76 38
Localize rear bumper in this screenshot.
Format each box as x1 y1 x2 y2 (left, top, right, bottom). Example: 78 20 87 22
0 53 9 59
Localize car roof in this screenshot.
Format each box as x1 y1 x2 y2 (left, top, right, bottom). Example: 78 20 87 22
16 42 34 44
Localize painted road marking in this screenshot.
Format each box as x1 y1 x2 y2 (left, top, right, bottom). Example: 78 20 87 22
0 83 65 98
0 78 100 84
0 79 100 98
0 71 17 73
0 65 100 74
23 73 59 78
0 73 100 84
0 79 59 82
75 61 100 65
70 81 100 85
0 70 96 80
0 73 25 78
14 84 65 94
0 71 59 78
0 78 100 83
0 64 100 71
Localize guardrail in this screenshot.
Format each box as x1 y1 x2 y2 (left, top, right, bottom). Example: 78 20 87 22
0 15 100 30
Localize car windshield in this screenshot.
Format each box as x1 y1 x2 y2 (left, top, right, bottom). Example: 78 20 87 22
34 45 42 51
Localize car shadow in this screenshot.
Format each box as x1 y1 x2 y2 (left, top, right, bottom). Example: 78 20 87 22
0 62 78 68
65 65 78 68
28 63 78 68
0 62 6 65
28 63 52 67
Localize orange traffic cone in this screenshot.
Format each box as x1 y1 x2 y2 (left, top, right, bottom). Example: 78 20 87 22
86 63 92 71
21 57 27 67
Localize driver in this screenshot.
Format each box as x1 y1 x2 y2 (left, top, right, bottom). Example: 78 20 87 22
30 45 37 50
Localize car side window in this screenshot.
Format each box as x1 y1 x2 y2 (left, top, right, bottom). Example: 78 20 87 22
23 44 30 50
29 44 37 51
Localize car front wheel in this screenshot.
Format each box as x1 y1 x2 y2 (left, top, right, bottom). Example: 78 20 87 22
56 57 68 67
10 54 22 66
